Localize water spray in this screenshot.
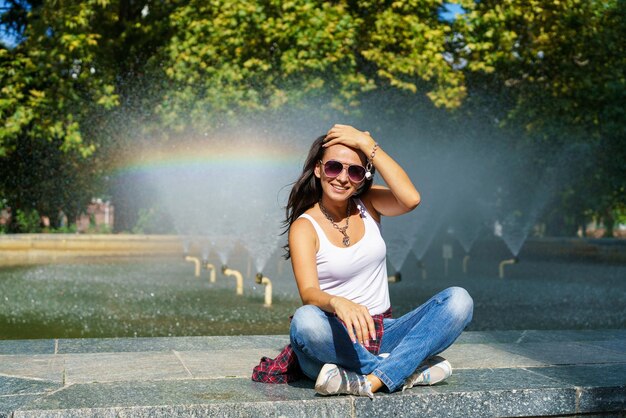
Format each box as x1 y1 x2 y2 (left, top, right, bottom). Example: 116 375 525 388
277 257 285 276
499 257 519 279
255 273 273 307
417 260 427 280
462 254 470 275
222 265 244 295
184 255 201 278
247 257 253 280
387 272 402 283
202 259 217 283
442 244 453 277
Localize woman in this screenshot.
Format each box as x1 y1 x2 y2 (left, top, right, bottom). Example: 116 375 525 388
255 124 473 397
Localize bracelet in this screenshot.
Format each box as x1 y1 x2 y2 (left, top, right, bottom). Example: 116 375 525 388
365 142 378 180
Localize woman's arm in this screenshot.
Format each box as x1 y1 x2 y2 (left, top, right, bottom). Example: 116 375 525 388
324 124 420 218
289 217 376 344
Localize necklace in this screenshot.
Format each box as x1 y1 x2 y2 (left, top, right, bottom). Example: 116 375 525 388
319 199 352 247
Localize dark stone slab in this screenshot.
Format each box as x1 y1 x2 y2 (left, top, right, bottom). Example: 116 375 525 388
454 330 526 344
526 364 626 414
0 376 60 396
534 362 626 388
14 402 350 418
1 394 47 418
0 339 55 355
429 366 567 392
57 335 289 354
63 352 190 383
176 348 281 378
515 329 626 344
0 377 60 418
455 329 626 345
578 386 626 415
0 354 64 382
357 367 575 417
578 339 626 355
4 332 626 417
441 343 544 370
12 378 350 418
493 341 626 366
357 387 575 418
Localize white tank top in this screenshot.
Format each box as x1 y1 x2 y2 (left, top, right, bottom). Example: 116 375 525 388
299 198 390 315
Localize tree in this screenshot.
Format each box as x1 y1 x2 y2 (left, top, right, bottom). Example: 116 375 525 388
454 0 626 234
0 0 122 228
0 0 177 230
1 0 623 235
154 0 468 131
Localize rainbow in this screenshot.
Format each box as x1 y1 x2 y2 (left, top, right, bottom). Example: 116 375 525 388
107 137 307 179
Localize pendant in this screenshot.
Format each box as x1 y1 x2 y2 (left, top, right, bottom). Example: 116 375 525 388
343 236 350 247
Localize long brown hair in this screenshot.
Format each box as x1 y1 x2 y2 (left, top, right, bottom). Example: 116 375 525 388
282 135 375 258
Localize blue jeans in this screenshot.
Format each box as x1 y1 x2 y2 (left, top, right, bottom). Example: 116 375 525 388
289 286 473 392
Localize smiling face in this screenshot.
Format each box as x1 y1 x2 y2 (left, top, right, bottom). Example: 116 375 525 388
314 144 367 203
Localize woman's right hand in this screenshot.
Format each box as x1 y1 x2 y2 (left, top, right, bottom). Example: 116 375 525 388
330 296 377 345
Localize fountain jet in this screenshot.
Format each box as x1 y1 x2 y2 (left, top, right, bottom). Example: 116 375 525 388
222 265 244 295
255 273 273 307
184 255 201 278
387 272 402 283
202 259 217 283
462 254 470 274
499 257 519 279
417 260 427 280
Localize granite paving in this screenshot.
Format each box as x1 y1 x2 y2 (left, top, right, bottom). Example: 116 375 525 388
0 330 624 417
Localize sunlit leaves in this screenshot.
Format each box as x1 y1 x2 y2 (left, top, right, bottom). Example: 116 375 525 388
455 0 625 220
157 0 467 129
1 0 623 229
0 1 119 157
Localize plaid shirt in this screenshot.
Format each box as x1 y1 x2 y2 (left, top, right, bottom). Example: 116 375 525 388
252 308 392 384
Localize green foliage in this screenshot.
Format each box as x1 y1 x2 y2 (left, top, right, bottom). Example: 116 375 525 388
0 0 136 229
454 0 625 225
51 224 78 234
156 0 466 131
458 0 625 138
0 197 8 234
84 222 113 234
0 1 119 158
14 208 41 233
0 0 623 234
0 132 100 232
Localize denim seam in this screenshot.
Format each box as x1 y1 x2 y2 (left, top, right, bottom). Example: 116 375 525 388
372 369 397 392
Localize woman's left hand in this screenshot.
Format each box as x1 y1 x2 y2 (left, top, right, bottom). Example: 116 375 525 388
324 124 375 154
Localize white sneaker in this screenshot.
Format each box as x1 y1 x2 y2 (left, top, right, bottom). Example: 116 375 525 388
402 356 452 390
315 363 374 399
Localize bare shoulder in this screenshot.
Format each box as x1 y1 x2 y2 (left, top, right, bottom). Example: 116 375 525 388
289 215 317 242
289 215 319 253
290 215 315 234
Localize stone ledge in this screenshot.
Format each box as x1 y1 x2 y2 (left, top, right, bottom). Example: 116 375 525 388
2 235 625 263
5 371 626 418
1 330 625 418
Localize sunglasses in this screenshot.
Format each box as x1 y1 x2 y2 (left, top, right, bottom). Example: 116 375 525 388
320 160 367 183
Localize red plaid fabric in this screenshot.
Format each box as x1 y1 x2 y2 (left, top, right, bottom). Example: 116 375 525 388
252 308 392 384
251 343 302 383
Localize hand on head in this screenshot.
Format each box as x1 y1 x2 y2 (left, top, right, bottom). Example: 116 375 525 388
324 124 375 153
